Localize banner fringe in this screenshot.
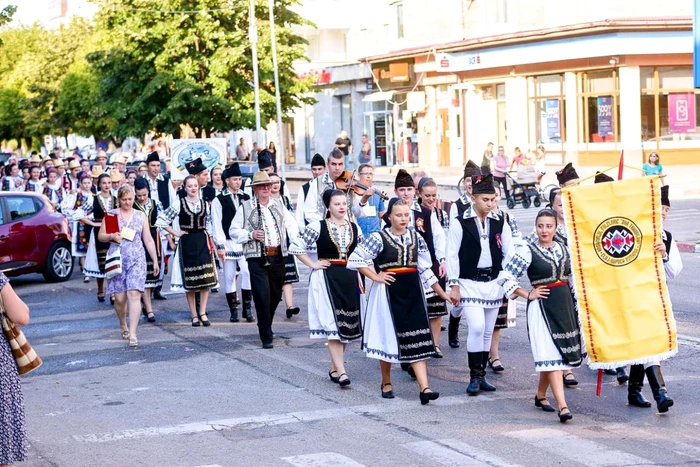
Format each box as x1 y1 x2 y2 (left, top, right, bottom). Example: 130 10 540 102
587 348 678 370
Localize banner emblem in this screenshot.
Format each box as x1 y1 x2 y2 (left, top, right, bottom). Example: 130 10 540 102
593 217 642 267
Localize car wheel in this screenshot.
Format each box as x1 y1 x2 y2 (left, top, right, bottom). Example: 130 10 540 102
43 242 74 282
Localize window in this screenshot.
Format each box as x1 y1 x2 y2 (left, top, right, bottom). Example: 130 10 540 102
640 67 700 145
339 94 352 139
530 74 566 144
580 71 620 143
6 196 40 221
396 3 404 39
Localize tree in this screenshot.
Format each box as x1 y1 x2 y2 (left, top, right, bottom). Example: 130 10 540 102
88 0 314 138
0 5 16 29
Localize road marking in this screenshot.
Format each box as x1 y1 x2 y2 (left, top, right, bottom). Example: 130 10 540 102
193 465 225 467
506 428 659 466
602 424 700 462
282 452 365 466
404 439 522 466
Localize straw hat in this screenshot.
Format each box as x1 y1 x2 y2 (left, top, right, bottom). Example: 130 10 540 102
29 154 42 164
112 152 128 165
67 159 81 170
90 165 104 178
53 158 65 168
95 150 108 161
109 168 124 183
250 171 273 186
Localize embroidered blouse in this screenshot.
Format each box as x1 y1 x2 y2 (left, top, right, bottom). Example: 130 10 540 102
290 220 363 256
156 197 214 236
499 240 567 298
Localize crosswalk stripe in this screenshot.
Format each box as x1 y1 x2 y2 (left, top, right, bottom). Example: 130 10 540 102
404 439 522 467
506 428 659 466
282 452 366 466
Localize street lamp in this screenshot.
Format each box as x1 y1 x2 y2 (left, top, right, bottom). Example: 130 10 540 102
269 0 286 183
249 0 262 141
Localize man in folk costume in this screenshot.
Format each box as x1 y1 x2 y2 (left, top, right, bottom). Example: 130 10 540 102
446 173 514 395
230 171 299 349
625 184 680 413
212 163 254 323
64 159 82 192
143 151 176 301
295 153 326 228
556 162 580 188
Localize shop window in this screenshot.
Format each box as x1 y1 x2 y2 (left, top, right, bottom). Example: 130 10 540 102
580 71 620 144
530 74 565 145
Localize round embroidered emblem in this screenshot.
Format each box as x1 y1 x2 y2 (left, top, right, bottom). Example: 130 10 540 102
593 217 642 267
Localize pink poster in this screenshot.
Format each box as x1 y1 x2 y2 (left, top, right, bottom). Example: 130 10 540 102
668 93 696 133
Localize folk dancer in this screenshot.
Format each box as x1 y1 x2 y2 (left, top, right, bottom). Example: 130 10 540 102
1 163 23 191
25 165 44 193
446 173 514 395
500 209 583 422
291 189 363 387
156 159 219 326
348 199 453 404
61 172 94 283
211 163 254 323
64 159 82 192
447 159 483 349
79 173 117 303
42 168 65 211
143 151 176 301
383 170 447 361
626 185 681 413
230 171 299 349
133 177 164 323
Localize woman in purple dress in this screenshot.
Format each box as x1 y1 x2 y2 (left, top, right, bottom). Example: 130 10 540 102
98 186 160 347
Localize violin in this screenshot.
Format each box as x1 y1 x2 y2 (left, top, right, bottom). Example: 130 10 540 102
334 170 389 201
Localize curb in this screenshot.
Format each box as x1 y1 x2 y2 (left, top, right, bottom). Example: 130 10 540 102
677 242 700 254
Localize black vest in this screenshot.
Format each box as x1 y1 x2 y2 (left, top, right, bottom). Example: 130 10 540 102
455 198 471 218
154 177 171 210
93 194 116 222
663 229 673 254
527 243 571 286
316 220 358 261
134 201 159 240
374 230 418 272
457 215 505 280
302 181 311 198
383 204 436 262
216 192 250 240
179 199 207 232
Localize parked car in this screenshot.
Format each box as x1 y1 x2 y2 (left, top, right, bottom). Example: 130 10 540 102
0 192 74 282
0 152 13 165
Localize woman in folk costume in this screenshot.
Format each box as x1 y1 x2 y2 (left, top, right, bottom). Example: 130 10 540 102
80 173 118 303
62 172 95 283
625 184 681 413
211 163 254 323
42 168 65 211
133 177 163 323
446 173 514 396
156 160 218 327
487 183 521 374
348 199 453 404
500 209 583 422
25 165 44 193
292 190 363 387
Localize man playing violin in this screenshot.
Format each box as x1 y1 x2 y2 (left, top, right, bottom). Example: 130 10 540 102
355 164 386 236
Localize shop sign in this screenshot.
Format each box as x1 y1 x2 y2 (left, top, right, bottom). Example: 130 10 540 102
371 61 415 90
298 69 332 86
597 96 614 137
545 99 560 138
668 93 696 133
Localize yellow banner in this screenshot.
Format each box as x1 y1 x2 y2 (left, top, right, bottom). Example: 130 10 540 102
562 176 676 369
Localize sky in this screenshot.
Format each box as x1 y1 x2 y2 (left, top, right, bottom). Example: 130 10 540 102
1 0 96 26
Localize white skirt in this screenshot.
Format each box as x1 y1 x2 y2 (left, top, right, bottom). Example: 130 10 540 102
83 230 105 278
220 239 244 260
361 280 428 364
527 299 573 372
307 270 347 343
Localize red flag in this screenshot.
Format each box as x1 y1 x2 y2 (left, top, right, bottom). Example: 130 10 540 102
617 150 624 180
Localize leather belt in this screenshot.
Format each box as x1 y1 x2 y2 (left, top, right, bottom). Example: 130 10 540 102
467 267 495 283
265 246 281 256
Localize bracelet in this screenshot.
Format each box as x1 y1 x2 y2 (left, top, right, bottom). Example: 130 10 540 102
527 290 532 300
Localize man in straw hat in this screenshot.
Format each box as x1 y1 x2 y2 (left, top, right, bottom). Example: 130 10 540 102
95 150 109 171
109 168 124 196
230 171 298 349
64 159 82 192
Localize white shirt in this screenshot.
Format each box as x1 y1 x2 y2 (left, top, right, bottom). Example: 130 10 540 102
302 172 364 224
146 174 176 208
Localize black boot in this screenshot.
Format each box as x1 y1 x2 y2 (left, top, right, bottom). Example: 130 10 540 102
153 285 167 300
242 290 255 322
226 293 239 323
232 291 240 305
448 315 461 348
616 366 629 384
466 352 482 395
628 364 651 408
645 365 674 413
479 352 497 391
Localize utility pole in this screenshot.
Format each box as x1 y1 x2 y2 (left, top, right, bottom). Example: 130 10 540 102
269 0 286 183
250 0 262 141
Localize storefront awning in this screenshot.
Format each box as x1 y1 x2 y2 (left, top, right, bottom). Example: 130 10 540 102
362 91 395 103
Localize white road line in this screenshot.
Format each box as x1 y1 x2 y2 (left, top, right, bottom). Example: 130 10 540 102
602 424 700 462
193 465 226 467
404 439 522 467
282 452 365 467
506 428 659 466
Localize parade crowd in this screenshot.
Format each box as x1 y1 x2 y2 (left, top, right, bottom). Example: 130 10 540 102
0 142 683 466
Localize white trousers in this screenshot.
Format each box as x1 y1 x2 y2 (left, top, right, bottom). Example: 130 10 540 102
455 305 499 353
222 257 251 294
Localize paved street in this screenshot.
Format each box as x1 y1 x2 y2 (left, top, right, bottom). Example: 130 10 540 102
9 198 700 467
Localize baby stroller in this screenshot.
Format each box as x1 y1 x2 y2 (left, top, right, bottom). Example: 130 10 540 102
505 165 541 209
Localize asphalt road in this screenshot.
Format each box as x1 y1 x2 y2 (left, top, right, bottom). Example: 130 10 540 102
9 200 700 467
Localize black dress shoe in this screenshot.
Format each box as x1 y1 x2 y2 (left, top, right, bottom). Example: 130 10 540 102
328 370 340 383
419 388 440 405
479 378 497 392
381 383 394 399
433 347 443 358
563 372 578 386
153 288 167 300
604 368 617 376
466 377 481 395
286 307 300 319
558 407 573 423
338 373 351 387
535 396 556 412
628 391 652 408
262 342 274 349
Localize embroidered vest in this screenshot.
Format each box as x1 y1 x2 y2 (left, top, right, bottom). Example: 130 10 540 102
239 199 289 259
316 220 358 261
457 215 505 279
374 230 418 272
527 244 571 286
178 199 207 232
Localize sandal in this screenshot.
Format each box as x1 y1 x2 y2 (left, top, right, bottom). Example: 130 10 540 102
488 357 505 373
191 317 201 327
199 313 211 327
128 336 139 347
121 329 130 340
146 312 156 323
328 370 340 384
563 372 578 386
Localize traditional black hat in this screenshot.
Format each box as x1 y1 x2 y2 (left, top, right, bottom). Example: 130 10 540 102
463 160 480 180
257 150 273 170
594 171 614 184
660 185 670 208
134 177 149 191
471 173 496 195
394 169 414 189
146 152 160 164
185 157 207 175
223 162 242 180
556 162 579 186
311 153 325 168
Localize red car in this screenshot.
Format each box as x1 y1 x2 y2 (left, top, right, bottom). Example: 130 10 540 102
0 192 74 282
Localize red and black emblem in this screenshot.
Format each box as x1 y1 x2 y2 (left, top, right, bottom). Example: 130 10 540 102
593 217 643 267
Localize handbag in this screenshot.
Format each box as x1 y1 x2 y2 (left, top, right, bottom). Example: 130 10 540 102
105 247 123 279
0 294 42 376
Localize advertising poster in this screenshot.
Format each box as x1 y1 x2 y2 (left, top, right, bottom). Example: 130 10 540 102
597 96 613 137
170 138 228 180
545 99 560 139
668 93 696 133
